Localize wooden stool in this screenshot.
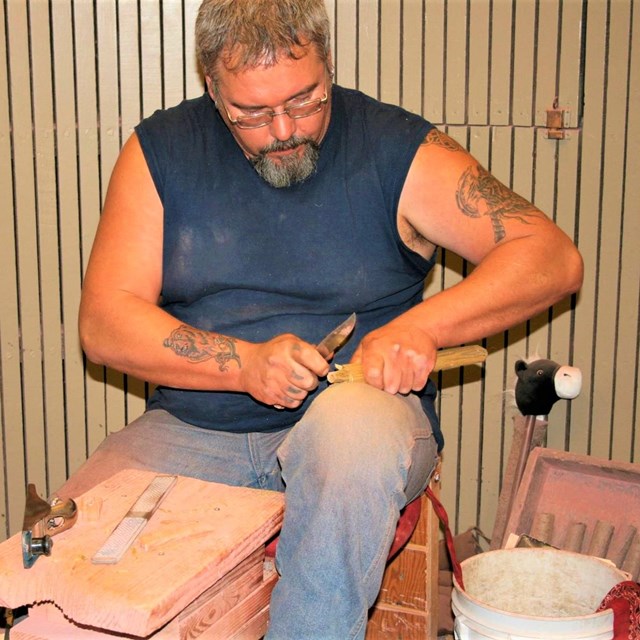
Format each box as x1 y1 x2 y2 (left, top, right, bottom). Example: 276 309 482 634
366 473 441 639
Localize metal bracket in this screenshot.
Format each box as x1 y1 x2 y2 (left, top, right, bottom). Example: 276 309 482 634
21 484 78 569
546 97 569 140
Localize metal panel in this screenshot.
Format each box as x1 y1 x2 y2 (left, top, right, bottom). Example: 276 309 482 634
489 0 514 127
7 1 48 518
30 0 67 496
571 0 611 461
163 1 188 108
334 0 357 90
558 1 585 127
591 0 632 461
600 0 639 464
119 1 143 137
97 0 128 453
535 1 561 127
0 0 23 538
423 0 445 123
468 2 490 125
141 1 163 116
67 0 101 472
624 3 640 466
512 0 537 126
402 0 424 115
185 1 203 97
357 0 380 97
380 0 401 106
444 0 467 124
543 129 581 454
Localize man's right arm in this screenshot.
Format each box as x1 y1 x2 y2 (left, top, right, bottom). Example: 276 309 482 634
79 134 327 409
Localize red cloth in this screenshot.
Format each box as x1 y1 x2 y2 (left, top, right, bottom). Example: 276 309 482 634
597 580 640 639
425 486 464 590
387 497 421 560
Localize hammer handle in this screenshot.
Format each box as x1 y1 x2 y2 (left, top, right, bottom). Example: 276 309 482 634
327 344 488 384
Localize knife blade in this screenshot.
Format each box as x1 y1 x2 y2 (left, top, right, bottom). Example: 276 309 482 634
316 313 357 359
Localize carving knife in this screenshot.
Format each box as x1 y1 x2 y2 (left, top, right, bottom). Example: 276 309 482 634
316 312 357 359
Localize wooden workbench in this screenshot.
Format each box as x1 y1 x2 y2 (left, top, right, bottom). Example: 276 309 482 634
0 470 284 639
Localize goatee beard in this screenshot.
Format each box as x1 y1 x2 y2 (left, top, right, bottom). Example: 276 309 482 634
250 136 320 188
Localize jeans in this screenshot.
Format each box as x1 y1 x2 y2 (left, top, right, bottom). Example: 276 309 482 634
58 382 439 640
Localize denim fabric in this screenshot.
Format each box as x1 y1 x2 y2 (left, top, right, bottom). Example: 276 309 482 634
268 383 438 639
57 383 438 639
57 409 288 497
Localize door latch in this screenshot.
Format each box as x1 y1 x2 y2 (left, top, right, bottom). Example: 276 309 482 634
546 97 568 140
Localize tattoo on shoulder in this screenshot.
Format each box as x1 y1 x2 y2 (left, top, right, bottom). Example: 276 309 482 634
163 324 241 371
422 128 464 152
455 163 541 243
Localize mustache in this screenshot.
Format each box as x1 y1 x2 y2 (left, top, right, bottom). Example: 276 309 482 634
258 136 318 155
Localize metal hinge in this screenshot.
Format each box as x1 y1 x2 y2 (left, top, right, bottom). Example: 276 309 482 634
546 97 569 140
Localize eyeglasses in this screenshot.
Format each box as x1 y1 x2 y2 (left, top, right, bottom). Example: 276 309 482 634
216 84 328 130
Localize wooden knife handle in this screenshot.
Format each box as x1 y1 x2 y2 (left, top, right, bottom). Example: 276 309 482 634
326 344 488 384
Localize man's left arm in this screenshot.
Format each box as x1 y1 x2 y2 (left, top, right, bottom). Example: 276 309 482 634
354 128 584 394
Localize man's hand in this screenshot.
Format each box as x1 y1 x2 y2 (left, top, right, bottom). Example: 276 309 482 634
350 321 438 395
239 335 330 409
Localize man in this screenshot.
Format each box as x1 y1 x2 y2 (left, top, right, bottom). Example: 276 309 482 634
73 0 583 637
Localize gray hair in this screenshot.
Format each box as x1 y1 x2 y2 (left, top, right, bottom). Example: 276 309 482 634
195 0 332 79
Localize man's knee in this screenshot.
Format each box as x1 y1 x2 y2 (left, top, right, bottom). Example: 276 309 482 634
309 382 426 440
279 383 429 487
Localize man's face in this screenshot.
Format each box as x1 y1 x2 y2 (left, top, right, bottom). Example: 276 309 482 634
207 46 331 188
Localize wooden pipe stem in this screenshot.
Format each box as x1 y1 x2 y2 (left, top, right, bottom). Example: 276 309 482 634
326 344 488 384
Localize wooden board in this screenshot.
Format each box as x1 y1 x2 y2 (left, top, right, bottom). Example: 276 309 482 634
0 470 284 638
9 562 278 639
366 604 430 639
503 448 640 577
366 486 440 639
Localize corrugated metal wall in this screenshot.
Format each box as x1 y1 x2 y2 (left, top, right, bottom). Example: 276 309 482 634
1 0 639 541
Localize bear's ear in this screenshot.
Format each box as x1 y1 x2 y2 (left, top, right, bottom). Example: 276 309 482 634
515 359 527 375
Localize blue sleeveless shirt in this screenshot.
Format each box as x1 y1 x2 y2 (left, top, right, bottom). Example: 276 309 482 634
136 85 443 450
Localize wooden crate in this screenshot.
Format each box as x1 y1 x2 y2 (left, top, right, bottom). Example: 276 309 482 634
366 480 441 639
0 470 284 639
503 447 640 580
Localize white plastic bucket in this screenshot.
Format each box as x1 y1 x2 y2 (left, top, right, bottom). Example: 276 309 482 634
451 548 627 639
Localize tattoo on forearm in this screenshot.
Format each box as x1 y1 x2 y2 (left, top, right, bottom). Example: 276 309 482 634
422 128 464 152
163 324 241 371
455 163 540 243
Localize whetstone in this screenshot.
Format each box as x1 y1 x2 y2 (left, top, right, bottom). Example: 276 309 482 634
92 474 177 564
